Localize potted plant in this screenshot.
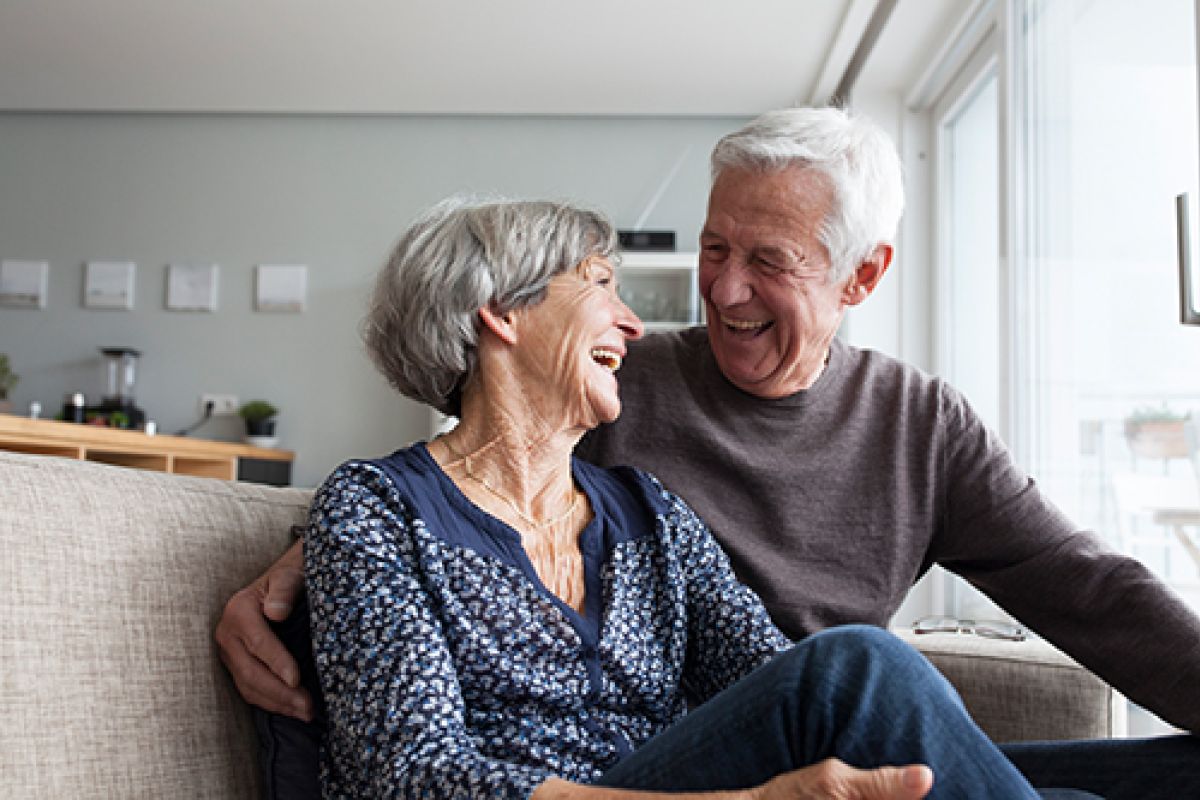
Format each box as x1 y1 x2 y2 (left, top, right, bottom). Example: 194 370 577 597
1123 405 1190 460
238 399 279 446
0 354 18 414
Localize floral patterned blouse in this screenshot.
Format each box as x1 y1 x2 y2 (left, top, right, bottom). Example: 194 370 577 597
305 444 790 799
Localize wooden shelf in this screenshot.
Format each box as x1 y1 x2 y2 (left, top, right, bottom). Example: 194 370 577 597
0 415 293 483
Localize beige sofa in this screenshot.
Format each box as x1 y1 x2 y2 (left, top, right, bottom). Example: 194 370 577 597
0 450 1120 798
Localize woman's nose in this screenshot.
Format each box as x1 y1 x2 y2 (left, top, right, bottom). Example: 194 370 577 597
616 296 644 340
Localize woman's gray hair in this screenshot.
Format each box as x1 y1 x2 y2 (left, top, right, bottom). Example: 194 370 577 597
363 197 618 416
711 106 905 283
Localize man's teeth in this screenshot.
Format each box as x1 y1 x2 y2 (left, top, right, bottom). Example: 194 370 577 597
591 348 622 372
722 316 769 331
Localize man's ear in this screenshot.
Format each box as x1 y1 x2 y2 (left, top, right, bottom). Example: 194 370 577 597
841 244 894 307
477 304 520 345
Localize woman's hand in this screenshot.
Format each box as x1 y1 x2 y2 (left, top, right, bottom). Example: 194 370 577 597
213 539 312 720
751 760 933 800
532 760 932 799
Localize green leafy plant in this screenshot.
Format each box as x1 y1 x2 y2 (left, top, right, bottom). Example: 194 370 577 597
1124 405 1190 460
238 399 279 422
0 354 18 400
1125 405 1188 425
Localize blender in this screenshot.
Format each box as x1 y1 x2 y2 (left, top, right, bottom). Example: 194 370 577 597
91 347 146 428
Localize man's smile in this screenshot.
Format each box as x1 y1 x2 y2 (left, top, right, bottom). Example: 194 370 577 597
720 315 773 334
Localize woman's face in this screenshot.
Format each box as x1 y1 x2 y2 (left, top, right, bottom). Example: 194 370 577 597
508 256 643 430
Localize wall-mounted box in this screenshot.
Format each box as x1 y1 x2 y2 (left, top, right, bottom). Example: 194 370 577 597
0 260 48 309
85 261 136 310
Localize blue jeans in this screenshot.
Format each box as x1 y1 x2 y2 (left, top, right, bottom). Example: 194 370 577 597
1002 736 1200 799
596 626 1097 799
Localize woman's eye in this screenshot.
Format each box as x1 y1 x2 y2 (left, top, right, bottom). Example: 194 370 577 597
591 271 615 289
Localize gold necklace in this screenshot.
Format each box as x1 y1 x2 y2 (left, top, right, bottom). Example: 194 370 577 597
441 437 580 530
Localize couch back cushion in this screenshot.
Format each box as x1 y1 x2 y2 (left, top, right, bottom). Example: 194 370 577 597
0 451 312 799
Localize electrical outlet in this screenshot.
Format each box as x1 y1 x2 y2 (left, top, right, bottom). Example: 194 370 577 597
200 393 239 416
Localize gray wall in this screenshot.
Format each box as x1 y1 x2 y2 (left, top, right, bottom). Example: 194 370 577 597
0 113 742 486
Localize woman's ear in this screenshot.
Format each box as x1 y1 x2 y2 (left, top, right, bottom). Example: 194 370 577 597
477 304 520 345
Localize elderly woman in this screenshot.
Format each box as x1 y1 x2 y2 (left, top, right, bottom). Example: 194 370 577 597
305 197 1050 799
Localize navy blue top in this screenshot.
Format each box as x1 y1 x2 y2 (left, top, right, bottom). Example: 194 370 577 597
305 443 790 798
370 445 653 646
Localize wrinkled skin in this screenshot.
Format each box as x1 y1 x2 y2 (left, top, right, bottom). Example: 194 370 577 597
531 760 934 799
699 166 891 398
501 257 639 434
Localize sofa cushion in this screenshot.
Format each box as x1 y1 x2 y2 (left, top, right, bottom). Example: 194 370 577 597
0 451 311 799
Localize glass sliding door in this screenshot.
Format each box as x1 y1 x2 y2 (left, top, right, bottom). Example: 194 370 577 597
936 51 1005 621
1011 0 1200 605
940 71 1002 435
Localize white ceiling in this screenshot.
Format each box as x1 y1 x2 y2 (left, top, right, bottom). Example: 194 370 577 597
0 0 969 115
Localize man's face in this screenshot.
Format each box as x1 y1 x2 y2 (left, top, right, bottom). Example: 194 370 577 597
699 165 857 399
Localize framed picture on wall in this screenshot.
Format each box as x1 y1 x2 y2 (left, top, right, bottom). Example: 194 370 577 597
85 261 136 310
0 260 49 309
255 264 307 312
166 263 219 312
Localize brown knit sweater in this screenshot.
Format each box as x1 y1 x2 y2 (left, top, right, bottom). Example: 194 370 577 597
578 326 1200 734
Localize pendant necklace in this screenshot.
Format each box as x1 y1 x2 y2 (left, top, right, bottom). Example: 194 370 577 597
441 436 579 530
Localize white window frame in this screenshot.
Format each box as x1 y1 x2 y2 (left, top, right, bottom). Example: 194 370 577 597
932 34 1001 434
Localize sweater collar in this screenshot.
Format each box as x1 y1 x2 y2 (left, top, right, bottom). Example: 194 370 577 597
687 327 848 411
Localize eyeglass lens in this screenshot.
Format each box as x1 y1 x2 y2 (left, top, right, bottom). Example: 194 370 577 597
912 616 1026 641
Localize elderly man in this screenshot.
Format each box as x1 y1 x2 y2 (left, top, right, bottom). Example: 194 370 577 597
217 107 1200 798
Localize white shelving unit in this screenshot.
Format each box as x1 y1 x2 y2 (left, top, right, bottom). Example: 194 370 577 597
617 251 701 332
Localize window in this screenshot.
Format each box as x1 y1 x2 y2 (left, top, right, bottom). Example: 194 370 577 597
938 69 1001 434
1011 0 1200 604
934 44 1005 622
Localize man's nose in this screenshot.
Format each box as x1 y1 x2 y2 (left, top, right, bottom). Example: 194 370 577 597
705 260 753 308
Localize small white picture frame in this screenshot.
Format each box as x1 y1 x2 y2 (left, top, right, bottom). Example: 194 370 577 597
0 260 49 309
85 260 136 310
166 263 219 312
255 264 307 313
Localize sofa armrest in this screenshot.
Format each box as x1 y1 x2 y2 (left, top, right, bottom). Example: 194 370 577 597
894 630 1125 743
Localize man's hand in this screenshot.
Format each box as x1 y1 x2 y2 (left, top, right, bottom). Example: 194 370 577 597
214 540 312 721
751 760 933 800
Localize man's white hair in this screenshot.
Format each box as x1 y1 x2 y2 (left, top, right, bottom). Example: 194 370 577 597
711 107 905 282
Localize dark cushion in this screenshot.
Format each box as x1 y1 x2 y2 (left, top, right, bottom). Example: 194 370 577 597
254 597 326 800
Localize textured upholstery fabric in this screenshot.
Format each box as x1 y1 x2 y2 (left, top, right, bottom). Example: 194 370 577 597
897 630 1119 743
0 447 1121 798
0 451 310 800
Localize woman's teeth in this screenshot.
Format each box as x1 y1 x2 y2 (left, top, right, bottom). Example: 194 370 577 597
591 347 622 372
